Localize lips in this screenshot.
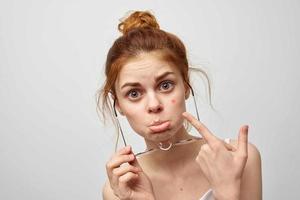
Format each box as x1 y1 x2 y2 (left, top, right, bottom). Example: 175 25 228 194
149 121 170 133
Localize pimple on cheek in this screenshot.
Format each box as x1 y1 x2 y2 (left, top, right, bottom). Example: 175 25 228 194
171 99 176 104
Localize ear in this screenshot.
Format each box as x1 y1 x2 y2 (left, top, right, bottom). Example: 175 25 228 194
114 98 124 116
184 83 190 99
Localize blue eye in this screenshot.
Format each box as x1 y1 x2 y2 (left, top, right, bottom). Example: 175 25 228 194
159 81 174 91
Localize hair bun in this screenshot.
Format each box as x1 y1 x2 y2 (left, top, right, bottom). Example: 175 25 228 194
118 11 160 35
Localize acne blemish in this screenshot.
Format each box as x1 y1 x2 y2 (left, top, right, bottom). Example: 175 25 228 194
171 99 176 104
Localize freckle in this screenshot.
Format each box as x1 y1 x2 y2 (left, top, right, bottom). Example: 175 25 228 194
171 99 176 104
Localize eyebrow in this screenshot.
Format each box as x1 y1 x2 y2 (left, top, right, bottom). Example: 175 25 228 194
120 71 175 90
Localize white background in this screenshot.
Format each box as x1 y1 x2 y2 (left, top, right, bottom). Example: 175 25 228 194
1 0 299 199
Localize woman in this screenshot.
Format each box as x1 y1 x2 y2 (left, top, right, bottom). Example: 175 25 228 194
98 11 262 200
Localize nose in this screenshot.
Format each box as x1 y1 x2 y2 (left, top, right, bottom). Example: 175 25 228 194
147 93 163 113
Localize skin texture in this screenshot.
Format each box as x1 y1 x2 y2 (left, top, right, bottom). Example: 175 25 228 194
103 51 262 200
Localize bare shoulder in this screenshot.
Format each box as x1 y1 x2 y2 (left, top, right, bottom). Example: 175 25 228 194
102 180 120 200
228 139 262 200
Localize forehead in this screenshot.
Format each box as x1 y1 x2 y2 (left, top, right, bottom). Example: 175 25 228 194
116 52 181 86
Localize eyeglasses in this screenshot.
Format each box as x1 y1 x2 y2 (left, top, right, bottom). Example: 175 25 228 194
112 83 201 156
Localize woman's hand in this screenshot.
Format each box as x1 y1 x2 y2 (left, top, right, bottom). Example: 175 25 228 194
182 112 248 200
105 145 156 200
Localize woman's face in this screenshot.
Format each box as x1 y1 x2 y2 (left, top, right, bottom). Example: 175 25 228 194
115 52 188 142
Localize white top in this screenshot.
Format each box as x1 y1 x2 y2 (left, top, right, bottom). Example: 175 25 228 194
199 138 231 200
199 189 214 200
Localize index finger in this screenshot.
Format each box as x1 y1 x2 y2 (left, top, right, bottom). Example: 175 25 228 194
116 145 132 155
182 112 219 147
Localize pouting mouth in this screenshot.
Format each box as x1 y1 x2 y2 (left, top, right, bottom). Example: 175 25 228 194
148 121 171 133
149 119 168 126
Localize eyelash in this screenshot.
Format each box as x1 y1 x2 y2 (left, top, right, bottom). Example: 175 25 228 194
126 80 175 100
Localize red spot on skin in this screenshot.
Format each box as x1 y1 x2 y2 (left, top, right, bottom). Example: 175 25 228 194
171 99 176 104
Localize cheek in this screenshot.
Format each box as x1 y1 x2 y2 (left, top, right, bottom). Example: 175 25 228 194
123 104 145 124
168 97 186 127
124 105 148 136
124 104 143 118
170 90 185 106
168 96 186 113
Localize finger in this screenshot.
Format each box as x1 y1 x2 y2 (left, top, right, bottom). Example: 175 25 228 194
113 164 142 177
237 125 248 157
107 154 135 186
182 112 219 147
119 172 139 185
116 145 132 155
106 154 135 174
